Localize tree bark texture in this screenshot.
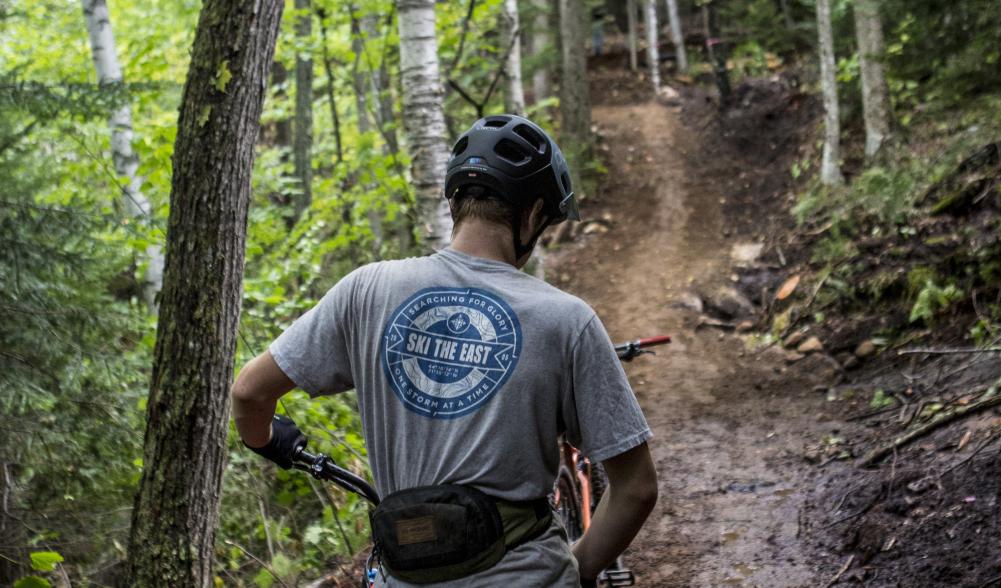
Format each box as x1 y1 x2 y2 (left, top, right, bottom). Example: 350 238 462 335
364 14 401 154
853 0 891 158
293 0 314 220
626 0 638 71
81 0 164 310
643 0 660 92
124 1 283 586
664 0 687 72
816 0 844 185
530 0 550 103
502 0 526 115
558 0 592 164
397 0 452 247
703 0 731 107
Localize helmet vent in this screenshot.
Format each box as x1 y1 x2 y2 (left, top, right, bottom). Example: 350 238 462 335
451 136 469 157
494 138 531 165
483 116 510 128
513 124 546 154
560 172 571 194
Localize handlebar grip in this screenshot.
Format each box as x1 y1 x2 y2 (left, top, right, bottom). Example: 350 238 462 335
638 335 671 347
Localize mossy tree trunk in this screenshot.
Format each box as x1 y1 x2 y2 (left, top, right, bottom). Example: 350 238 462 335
124 1 284 586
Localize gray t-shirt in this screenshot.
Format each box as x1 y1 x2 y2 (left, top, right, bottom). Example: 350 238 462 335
270 247 651 587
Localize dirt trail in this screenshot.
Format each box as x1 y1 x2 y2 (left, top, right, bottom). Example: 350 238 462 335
551 96 840 586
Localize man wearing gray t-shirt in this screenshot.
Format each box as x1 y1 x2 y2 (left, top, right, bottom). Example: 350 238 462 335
232 115 658 587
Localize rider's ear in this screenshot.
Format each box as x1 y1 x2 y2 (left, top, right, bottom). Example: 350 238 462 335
524 197 546 231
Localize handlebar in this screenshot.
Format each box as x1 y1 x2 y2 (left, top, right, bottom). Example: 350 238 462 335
292 446 381 506
614 335 671 361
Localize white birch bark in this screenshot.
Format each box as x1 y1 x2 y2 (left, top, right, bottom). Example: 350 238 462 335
664 0 687 72
81 0 164 309
644 0 660 92
627 0 639 71
853 0 891 158
502 0 526 115
531 0 550 103
397 0 452 247
816 0 844 185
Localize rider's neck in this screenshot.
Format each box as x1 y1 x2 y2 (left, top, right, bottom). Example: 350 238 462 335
449 218 526 268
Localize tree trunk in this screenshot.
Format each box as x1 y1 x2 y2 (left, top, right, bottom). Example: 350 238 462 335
816 0 844 185
363 12 401 153
350 12 373 135
703 0 731 108
397 0 452 247
318 11 343 165
81 0 164 310
853 0 891 158
664 0 687 72
777 0 795 29
125 0 283 585
643 0 660 92
293 0 314 221
502 0 526 115
626 0 638 71
558 0 591 157
530 0 550 103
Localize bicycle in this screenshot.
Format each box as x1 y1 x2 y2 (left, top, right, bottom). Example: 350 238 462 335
292 334 670 587
551 335 671 587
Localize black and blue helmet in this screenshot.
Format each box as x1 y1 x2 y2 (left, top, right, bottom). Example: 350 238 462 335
444 114 580 223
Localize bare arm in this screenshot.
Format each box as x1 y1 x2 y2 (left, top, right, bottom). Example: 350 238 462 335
571 442 658 582
231 350 296 447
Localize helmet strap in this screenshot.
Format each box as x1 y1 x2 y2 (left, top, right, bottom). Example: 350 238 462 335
511 207 554 261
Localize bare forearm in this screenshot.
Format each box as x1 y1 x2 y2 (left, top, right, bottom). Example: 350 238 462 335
230 351 295 447
232 388 277 448
571 483 656 579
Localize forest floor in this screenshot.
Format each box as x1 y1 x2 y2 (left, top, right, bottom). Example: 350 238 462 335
548 55 843 587
548 49 1001 588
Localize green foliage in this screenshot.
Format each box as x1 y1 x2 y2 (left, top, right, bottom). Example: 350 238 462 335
28 552 63 572
13 577 51 588
869 389 895 409
909 280 964 323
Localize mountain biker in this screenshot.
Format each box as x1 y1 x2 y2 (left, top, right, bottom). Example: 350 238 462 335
231 114 658 587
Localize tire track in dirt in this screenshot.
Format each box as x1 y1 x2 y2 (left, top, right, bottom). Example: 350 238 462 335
550 101 837 587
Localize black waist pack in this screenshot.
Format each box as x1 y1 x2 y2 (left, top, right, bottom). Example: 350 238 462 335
370 485 551 584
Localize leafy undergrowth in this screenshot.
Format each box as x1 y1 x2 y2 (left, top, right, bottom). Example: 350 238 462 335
684 68 1001 585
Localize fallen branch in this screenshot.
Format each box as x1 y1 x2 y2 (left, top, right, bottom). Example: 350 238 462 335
860 378 1001 467
898 347 1001 356
938 428 1001 479
824 554 854 588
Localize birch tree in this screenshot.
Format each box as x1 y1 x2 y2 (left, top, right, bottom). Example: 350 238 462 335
664 0 687 73
502 0 526 115
531 0 550 102
627 0 638 71
644 0 660 92
816 0 844 185
293 0 314 220
397 0 452 246
125 0 284 584
81 0 164 310
853 0 891 158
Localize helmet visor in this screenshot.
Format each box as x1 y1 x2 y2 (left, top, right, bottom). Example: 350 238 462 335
558 191 580 221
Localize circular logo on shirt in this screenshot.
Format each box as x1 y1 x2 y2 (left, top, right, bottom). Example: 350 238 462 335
381 287 522 419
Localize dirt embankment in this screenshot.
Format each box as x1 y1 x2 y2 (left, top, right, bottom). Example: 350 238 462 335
555 52 1001 588
550 56 841 587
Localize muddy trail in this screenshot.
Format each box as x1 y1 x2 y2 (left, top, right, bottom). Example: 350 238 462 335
549 60 844 586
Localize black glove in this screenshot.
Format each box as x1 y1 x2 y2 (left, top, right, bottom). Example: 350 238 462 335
244 414 307 469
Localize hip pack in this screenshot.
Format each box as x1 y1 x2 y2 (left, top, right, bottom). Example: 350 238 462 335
370 485 552 584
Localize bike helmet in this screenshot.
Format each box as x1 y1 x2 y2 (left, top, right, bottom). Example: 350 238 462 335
444 114 580 224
